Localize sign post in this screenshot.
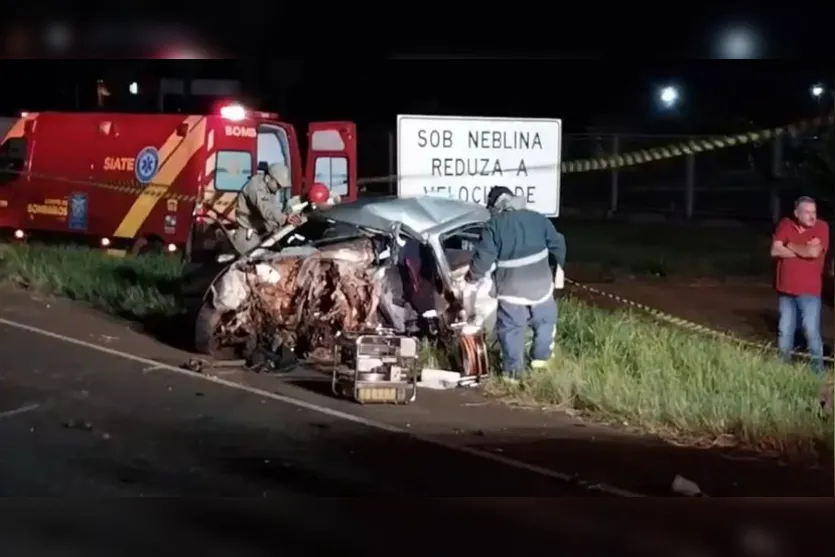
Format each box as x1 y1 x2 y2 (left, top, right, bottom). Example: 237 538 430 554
396 115 562 216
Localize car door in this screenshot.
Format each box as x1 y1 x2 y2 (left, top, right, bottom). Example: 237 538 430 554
439 223 497 333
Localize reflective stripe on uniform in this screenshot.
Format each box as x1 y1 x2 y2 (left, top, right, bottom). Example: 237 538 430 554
495 248 548 268
497 289 554 306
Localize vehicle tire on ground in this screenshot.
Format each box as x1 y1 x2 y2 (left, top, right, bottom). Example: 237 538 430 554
131 236 165 256
193 301 239 360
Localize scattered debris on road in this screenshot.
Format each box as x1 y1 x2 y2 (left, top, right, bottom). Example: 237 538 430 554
63 418 94 432
671 474 706 497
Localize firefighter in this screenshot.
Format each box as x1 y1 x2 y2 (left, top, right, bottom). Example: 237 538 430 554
465 186 566 382
231 162 302 254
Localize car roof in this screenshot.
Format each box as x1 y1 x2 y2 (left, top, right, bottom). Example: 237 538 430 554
314 196 490 239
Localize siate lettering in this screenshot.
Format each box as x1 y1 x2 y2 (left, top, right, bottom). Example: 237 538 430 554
103 157 135 171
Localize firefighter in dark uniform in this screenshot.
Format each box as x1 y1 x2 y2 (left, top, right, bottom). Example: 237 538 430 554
465 186 566 382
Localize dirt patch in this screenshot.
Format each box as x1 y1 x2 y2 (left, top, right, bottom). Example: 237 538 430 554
568 277 835 357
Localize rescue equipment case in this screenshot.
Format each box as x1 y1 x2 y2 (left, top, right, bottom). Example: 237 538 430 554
332 330 419 404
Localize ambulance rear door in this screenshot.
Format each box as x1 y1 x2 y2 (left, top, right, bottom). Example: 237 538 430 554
305 122 357 202
255 121 301 210
201 118 259 225
0 114 37 230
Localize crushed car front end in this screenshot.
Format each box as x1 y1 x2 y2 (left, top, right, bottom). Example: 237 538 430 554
183 196 498 367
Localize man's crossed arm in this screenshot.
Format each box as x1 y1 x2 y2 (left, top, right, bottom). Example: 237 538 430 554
771 219 828 260
771 238 823 259
789 238 823 259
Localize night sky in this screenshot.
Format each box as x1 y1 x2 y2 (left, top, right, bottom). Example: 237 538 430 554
0 10 831 137
0 61 828 135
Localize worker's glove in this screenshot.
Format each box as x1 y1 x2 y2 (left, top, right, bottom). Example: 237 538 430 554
553 264 565 290
287 213 305 227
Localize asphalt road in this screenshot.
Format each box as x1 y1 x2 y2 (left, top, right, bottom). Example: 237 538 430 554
0 322 628 555
0 317 832 555
0 323 595 498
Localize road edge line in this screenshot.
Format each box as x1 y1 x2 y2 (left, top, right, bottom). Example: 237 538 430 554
0 316 645 498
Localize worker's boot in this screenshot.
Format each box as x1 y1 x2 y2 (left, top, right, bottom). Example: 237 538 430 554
530 359 549 370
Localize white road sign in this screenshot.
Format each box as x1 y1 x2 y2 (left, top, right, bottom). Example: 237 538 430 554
396 114 562 216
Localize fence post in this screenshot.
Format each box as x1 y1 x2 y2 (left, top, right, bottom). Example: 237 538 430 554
769 136 783 224
685 139 696 219
608 135 620 217
388 131 395 195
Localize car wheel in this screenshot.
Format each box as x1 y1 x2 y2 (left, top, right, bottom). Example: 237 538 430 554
193 301 239 360
131 236 165 256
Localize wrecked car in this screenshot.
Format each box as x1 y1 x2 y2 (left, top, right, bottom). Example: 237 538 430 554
179 196 498 361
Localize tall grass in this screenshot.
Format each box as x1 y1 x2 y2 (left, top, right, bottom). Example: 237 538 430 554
0 243 182 318
490 297 831 456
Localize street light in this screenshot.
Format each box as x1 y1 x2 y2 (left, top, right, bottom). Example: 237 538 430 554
128 82 139 95
810 84 824 99
658 85 680 109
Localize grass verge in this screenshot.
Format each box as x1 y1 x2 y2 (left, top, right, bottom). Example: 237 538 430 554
1 244 830 457
0 243 182 319
487 296 832 457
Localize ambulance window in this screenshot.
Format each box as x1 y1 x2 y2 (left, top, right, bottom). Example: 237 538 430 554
313 156 348 197
257 125 291 176
0 137 26 185
215 151 252 192
0 137 26 161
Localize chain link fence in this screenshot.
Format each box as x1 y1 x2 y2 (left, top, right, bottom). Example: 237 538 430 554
357 128 830 223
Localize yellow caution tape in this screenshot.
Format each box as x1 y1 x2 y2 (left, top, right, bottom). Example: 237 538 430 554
565 277 834 364
0 170 202 203
357 111 834 185
1 112 831 197
560 112 833 174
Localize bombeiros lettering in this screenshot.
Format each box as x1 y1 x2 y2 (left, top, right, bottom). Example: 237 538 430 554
225 125 257 138
27 198 68 217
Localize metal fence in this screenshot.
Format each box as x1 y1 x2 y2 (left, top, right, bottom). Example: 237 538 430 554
357 128 828 223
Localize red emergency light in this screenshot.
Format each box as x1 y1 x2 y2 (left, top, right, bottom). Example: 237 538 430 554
219 104 246 122
216 103 279 122
252 110 279 120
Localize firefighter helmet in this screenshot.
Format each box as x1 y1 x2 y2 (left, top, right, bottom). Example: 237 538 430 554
308 183 331 205
267 163 290 188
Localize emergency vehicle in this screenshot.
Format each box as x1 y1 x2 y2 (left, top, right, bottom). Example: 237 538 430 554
0 104 358 256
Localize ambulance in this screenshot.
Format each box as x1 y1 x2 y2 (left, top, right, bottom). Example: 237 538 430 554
0 104 357 256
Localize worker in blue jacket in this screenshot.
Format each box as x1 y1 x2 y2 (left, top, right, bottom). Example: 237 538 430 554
465 186 567 381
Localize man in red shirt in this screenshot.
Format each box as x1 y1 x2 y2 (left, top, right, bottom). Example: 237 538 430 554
770 196 830 374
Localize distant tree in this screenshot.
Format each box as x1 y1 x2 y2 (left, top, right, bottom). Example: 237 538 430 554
783 126 833 207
